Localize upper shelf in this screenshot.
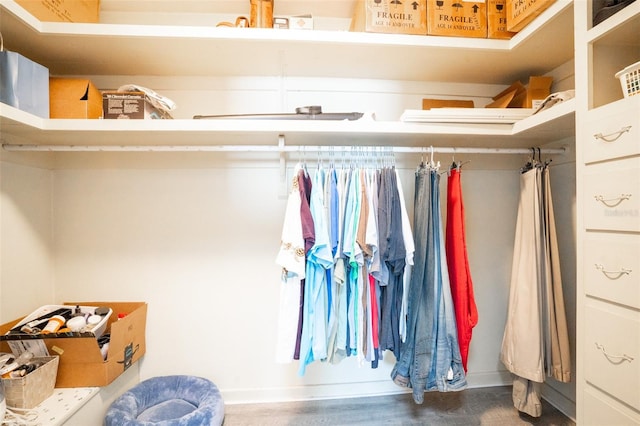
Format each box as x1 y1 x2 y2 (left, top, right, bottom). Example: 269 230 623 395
587 0 640 45
0 0 574 84
0 99 575 148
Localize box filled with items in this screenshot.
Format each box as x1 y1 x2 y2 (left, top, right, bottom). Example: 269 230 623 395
1 355 59 409
427 0 487 38
0 302 147 388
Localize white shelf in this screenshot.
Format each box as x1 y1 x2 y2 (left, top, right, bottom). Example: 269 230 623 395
587 1 640 44
0 100 574 148
0 0 575 150
0 0 574 84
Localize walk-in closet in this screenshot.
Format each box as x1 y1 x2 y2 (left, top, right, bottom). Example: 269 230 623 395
1 0 639 424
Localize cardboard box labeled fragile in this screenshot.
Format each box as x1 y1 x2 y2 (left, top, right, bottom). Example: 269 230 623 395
15 0 100 23
103 92 172 119
0 302 147 388
506 0 555 32
427 0 487 38
350 0 427 35
487 0 517 39
49 78 103 119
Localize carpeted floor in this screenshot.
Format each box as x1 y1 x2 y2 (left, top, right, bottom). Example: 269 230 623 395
223 385 574 425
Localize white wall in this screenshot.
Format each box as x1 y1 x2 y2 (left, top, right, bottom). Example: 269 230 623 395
0 160 55 322
43 154 514 402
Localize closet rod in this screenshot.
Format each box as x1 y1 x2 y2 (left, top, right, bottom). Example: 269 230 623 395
2 144 566 155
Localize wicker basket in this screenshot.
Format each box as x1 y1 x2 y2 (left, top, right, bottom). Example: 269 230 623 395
615 60 640 98
1 356 58 409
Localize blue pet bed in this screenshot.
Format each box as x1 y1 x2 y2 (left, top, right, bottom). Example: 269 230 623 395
104 375 224 425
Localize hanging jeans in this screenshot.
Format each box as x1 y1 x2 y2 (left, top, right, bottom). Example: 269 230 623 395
445 167 478 372
430 170 467 393
392 167 466 404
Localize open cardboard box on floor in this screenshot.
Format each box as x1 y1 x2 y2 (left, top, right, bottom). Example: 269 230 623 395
0 302 147 388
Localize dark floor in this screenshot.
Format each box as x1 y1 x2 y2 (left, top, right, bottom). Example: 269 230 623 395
223 386 574 426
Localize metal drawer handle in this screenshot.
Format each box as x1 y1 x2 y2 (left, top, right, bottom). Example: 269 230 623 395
595 343 635 364
594 194 632 207
595 264 632 280
594 125 632 142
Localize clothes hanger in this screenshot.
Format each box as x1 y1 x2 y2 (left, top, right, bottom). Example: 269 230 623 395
521 147 535 173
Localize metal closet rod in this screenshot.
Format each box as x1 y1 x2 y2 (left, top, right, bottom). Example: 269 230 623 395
2 144 566 155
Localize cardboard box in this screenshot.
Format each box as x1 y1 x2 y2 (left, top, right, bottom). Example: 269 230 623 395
103 91 172 119
350 0 428 35
506 0 555 32
427 0 487 38
1 356 58 409
423 98 474 109
0 302 147 388
487 0 517 39
505 76 553 108
49 78 103 119
488 76 553 108
15 0 100 23
0 50 49 118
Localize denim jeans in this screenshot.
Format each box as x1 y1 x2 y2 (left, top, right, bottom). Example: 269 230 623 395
392 167 467 403
391 166 435 403
428 170 467 392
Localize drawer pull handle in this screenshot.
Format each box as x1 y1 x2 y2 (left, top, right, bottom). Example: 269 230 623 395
595 264 632 280
595 343 635 364
594 194 632 207
594 125 632 142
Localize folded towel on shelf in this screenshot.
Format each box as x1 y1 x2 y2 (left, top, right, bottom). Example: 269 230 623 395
534 90 575 114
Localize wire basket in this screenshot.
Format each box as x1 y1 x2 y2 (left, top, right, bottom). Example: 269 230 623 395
615 60 640 98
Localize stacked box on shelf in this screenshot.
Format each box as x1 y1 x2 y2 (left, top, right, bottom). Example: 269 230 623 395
427 0 487 38
350 0 428 35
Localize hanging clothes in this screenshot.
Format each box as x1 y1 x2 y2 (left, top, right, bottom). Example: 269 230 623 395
378 167 406 359
541 166 571 382
391 164 467 404
445 165 478 372
298 168 333 375
395 168 416 344
275 156 431 382
275 164 306 363
294 166 315 361
500 162 571 417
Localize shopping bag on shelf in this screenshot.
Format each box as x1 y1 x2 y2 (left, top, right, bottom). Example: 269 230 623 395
0 33 49 118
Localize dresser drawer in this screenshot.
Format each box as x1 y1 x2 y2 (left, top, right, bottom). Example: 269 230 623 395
585 96 640 164
584 385 640 425
585 302 640 411
584 158 640 232
584 232 640 310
